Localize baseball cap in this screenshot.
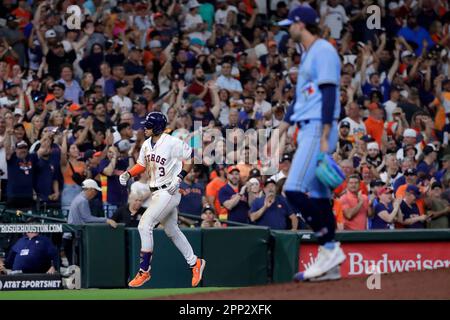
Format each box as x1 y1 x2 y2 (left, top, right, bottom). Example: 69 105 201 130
82 179 102 192
340 120 350 128
32 92 46 102
403 128 417 138
288 67 298 74
278 6 319 26
401 50 415 59
14 108 24 116
117 122 131 132
227 166 240 174
117 139 131 152
5 14 19 22
4 82 18 90
202 205 215 214
367 142 379 150
134 96 148 105
52 82 66 90
45 29 57 39
192 100 205 109
143 84 155 92
68 103 82 113
377 187 393 197
115 80 128 89
280 153 292 163
404 168 417 176
188 0 200 10
431 181 442 190
249 168 261 178
149 40 162 49
15 140 28 149
264 179 277 187
191 38 205 47
423 145 436 156
370 179 385 188
406 184 421 197
83 150 102 161
392 107 403 114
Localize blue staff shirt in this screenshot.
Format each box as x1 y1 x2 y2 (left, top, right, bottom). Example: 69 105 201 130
250 195 294 230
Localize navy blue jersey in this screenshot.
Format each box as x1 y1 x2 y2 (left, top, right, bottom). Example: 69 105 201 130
250 195 294 230
400 201 425 229
179 181 205 216
218 184 249 224
372 202 394 230
98 157 129 206
7 153 38 198
5 235 59 273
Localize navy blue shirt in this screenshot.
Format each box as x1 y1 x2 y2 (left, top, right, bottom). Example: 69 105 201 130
34 157 58 202
5 235 59 273
218 184 250 224
393 176 406 192
250 195 293 230
179 181 205 216
400 201 425 229
372 202 394 230
416 161 433 176
7 153 38 198
98 157 130 206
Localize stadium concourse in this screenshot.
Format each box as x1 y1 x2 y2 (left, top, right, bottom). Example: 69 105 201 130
0 0 450 293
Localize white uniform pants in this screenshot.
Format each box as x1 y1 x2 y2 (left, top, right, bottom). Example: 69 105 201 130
137 189 197 266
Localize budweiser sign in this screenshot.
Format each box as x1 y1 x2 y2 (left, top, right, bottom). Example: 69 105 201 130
299 242 450 277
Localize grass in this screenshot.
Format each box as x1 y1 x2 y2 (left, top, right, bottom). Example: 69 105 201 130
0 287 231 300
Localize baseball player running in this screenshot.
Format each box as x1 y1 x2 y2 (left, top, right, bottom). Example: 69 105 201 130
276 7 346 281
119 112 206 288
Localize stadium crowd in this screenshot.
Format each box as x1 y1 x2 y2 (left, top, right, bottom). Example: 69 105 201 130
0 0 449 233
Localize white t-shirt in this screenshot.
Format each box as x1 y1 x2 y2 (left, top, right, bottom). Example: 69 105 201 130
130 180 152 208
0 134 8 180
340 117 366 138
270 171 287 183
215 6 238 25
112 95 133 114
183 13 203 33
383 100 398 122
320 2 349 39
137 133 192 188
0 97 18 109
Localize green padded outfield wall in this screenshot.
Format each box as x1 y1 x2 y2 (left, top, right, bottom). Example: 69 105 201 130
126 228 202 288
202 227 270 287
270 230 301 283
80 224 126 288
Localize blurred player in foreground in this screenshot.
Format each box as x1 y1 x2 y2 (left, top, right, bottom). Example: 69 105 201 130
276 7 346 281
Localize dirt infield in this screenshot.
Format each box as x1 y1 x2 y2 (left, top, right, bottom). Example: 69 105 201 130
162 268 450 300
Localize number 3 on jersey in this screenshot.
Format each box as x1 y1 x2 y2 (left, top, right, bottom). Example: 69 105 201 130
159 167 165 177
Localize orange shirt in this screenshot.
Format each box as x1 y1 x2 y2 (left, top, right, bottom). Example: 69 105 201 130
430 93 449 131
395 184 425 215
206 177 228 219
11 8 31 30
333 199 344 226
63 161 86 185
364 116 384 146
334 180 368 197
339 192 369 230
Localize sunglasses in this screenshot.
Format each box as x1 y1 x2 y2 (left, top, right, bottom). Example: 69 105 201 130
256 91 266 94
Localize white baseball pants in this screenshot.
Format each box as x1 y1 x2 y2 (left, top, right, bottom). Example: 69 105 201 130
137 189 197 266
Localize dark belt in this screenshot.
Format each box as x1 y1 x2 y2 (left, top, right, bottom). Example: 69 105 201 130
296 119 339 128
150 184 169 192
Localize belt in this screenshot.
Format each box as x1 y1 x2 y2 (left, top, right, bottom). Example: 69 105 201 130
150 184 169 192
296 119 339 128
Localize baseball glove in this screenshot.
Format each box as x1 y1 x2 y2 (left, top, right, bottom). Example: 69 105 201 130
315 152 345 189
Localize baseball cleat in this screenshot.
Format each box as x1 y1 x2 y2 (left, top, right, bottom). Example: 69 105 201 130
309 265 342 282
191 258 206 287
128 270 151 288
293 242 346 282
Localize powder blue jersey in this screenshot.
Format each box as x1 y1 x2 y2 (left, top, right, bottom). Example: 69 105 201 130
289 39 341 122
